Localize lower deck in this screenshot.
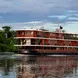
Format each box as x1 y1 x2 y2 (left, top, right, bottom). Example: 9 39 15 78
18 46 78 55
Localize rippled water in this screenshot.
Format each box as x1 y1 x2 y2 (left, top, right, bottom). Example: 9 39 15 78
0 55 78 78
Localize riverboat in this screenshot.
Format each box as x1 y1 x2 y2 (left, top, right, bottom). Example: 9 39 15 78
14 27 78 54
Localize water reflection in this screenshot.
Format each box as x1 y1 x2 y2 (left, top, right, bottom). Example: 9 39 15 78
16 55 78 78
0 55 21 78
0 55 78 78
0 57 14 75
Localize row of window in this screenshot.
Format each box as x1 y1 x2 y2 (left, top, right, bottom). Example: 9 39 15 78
17 31 33 35
17 31 78 39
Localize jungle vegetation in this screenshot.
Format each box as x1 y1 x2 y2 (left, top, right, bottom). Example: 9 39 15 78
0 26 16 52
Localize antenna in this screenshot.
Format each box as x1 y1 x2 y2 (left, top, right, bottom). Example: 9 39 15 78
57 20 60 27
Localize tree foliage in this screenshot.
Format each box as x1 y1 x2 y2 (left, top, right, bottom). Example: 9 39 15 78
0 26 16 52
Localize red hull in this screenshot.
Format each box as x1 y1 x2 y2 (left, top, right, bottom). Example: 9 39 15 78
20 49 78 55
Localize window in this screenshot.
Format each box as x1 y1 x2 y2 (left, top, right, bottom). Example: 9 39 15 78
25 31 33 34
18 31 21 35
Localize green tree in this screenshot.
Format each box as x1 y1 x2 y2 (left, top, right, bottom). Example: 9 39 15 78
0 26 16 52
2 26 11 38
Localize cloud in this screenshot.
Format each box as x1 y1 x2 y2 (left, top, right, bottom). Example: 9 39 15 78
48 15 67 19
0 21 60 30
68 17 78 20
67 10 78 13
0 20 78 33
0 0 78 28
0 0 78 14
0 16 3 18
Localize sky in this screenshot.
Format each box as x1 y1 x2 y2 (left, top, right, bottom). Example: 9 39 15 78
0 0 78 33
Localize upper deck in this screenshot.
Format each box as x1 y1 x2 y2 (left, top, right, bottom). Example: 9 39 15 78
15 29 78 40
